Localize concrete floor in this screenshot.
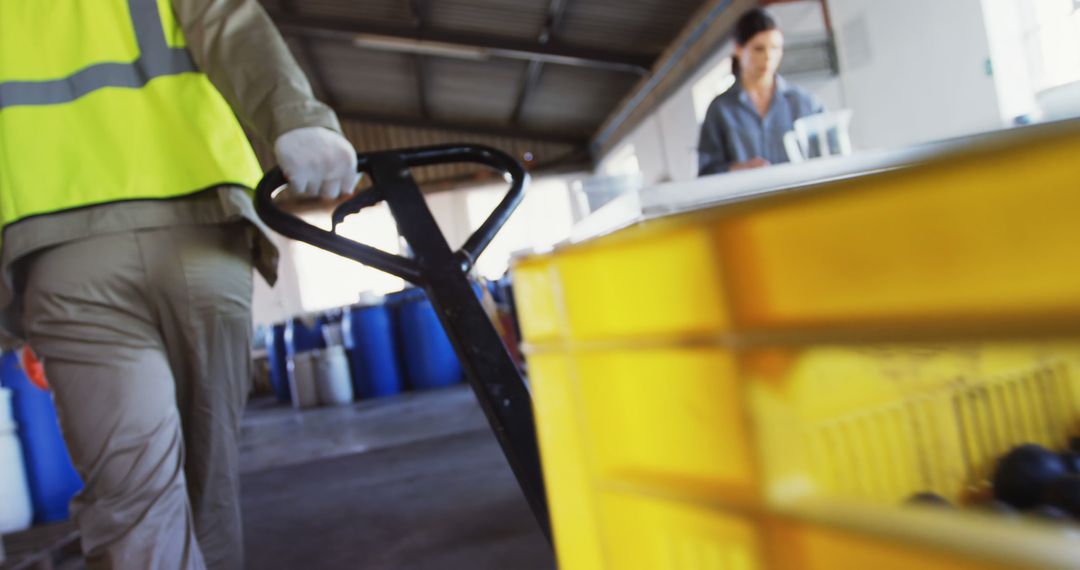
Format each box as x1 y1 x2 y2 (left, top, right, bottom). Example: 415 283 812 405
240 386 554 570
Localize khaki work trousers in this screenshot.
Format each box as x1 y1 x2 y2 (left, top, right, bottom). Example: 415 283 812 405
21 224 254 570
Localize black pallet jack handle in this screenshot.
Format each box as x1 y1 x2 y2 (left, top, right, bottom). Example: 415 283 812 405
254 144 551 542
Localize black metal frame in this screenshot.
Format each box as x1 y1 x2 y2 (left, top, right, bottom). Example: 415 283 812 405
254 144 551 541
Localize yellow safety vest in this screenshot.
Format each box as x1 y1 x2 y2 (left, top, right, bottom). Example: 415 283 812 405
0 0 263 228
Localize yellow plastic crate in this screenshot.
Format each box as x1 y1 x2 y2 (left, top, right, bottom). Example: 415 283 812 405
514 121 1080 569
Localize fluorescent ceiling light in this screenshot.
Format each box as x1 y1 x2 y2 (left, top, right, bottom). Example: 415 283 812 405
352 35 490 61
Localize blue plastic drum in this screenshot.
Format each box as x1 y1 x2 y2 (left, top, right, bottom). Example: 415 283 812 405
389 289 464 390
342 304 405 399
0 352 82 523
285 316 327 358
265 324 290 403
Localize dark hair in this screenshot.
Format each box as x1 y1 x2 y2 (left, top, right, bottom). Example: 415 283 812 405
731 8 778 77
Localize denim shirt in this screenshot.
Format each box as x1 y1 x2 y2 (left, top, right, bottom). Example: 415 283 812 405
697 75 824 176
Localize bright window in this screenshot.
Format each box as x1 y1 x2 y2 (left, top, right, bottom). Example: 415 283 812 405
601 143 641 177
289 176 577 309
1019 0 1080 91
465 176 576 279
292 204 405 312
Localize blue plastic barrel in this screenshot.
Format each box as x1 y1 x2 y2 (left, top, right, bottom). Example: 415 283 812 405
0 352 82 524
285 316 326 358
389 289 464 390
265 324 290 403
342 304 405 399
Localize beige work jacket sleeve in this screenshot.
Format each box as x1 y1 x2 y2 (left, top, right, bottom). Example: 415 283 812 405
171 0 343 145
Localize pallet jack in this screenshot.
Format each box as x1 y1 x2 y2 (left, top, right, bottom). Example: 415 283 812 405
254 145 552 542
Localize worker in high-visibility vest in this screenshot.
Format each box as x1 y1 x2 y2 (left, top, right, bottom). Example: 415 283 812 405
0 1 360 568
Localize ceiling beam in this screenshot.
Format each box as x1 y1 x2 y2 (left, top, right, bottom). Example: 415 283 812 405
510 60 544 124
409 0 429 28
541 0 571 43
413 55 431 119
270 12 652 75
336 111 591 146
510 0 573 124
279 0 339 108
408 0 431 119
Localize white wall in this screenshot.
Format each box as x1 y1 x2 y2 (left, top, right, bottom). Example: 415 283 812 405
657 94 699 182
252 204 408 324
619 117 671 185
250 190 489 327
828 0 1004 150
251 173 581 326
464 175 579 277
771 1 846 111
981 0 1038 123
252 232 305 327
426 191 473 251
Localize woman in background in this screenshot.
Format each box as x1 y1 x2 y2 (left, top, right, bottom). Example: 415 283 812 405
697 8 824 175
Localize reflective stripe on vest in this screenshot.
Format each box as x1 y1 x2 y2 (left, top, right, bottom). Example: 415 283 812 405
0 0 195 109
0 0 262 228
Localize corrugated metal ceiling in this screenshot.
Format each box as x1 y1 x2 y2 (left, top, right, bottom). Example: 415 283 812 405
558 0 708 54
427 0 550 39
424 57 527 124
290 0 414 27
261 0 712 186
314 41 422 116
519 66 640 135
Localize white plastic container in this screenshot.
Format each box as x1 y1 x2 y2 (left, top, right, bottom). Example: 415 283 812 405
784 109 854 162
1037 81 1080 121
314 346 353 406
321 321 344 347
571 173 644 217
287 352 320 410
0 388 33 534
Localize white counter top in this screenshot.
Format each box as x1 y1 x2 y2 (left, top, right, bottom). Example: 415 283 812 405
567 119 1079 244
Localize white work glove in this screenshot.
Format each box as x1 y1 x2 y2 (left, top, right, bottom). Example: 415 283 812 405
274 127 361 200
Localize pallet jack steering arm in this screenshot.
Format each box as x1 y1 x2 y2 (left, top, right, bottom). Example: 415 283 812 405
254 144 552 543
